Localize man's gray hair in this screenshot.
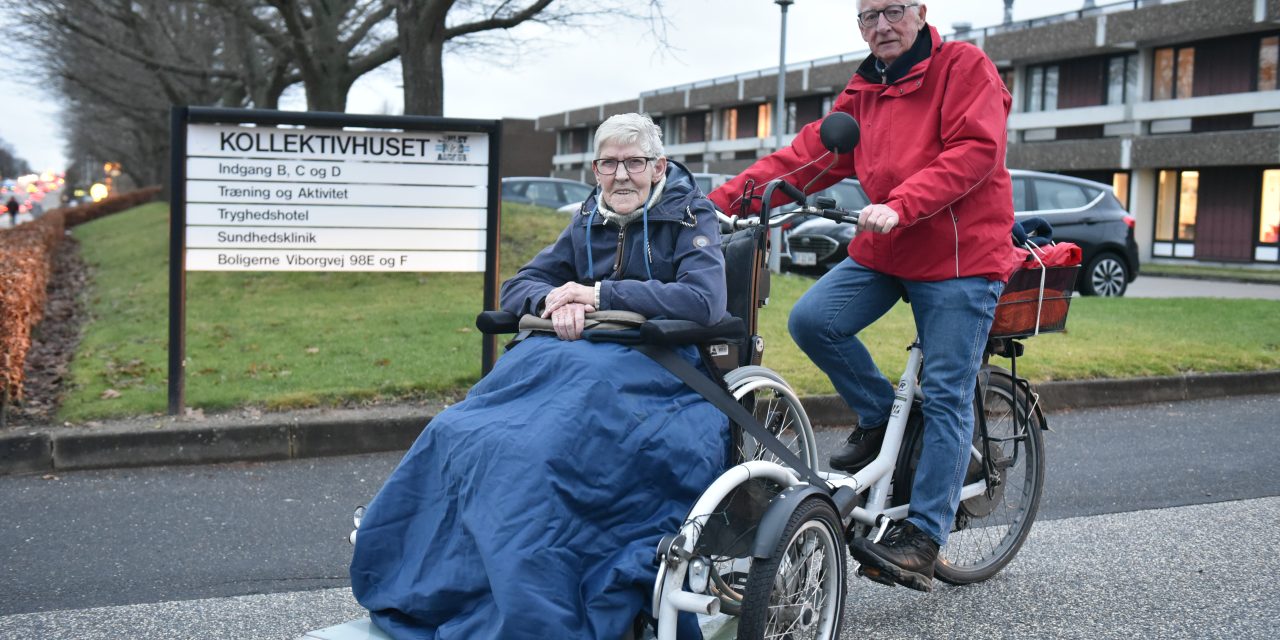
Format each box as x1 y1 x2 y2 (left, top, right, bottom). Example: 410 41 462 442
594 113 665 159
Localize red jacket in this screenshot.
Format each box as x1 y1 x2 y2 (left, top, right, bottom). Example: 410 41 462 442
709 25 1017 282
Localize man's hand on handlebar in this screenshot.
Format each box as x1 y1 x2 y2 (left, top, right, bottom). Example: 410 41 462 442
858 204 899 234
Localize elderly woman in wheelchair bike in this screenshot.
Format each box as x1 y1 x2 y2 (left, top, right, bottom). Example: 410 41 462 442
349 112 731 640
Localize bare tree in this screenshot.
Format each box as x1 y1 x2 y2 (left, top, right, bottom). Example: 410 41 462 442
4 0 671 183
213 0 399 112
396 0 669 116
7 0 294 183
0 139 33 179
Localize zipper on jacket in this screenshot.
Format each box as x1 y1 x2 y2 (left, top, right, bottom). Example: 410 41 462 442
612 225 627 276
950 207 961 278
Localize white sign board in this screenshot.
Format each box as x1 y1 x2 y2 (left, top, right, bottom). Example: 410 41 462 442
184 123 491 272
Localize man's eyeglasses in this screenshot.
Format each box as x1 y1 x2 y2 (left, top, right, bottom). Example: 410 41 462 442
856 4 918 28
592 157 655 175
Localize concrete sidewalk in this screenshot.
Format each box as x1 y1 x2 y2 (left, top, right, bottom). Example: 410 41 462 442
2 370 1277 476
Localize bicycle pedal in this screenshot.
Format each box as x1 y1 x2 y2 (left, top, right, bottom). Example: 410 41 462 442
856 564 896 587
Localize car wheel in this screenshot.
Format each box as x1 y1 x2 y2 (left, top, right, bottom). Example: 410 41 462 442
1080 252 1129 297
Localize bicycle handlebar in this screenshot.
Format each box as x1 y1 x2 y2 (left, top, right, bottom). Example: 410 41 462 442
716 181 862 231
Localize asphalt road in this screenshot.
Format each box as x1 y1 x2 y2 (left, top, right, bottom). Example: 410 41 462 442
1 394 1277 638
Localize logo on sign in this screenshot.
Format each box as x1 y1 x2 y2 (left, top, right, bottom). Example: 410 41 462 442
436 135 471 162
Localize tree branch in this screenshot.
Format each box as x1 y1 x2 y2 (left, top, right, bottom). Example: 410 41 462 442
443 0 555 39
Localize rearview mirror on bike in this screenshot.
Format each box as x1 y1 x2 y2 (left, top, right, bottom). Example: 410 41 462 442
819 112 860 154
722 113 863 231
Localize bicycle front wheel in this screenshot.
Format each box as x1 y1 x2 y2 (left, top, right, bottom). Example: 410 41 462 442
934 369 1046 585
737 497 845 640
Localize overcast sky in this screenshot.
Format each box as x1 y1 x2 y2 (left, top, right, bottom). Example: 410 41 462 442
0 0 1090 173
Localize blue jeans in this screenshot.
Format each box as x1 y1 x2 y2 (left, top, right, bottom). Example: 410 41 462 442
789 258 1003 545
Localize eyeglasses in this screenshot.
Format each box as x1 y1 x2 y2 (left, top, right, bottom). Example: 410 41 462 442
592 157 655 175
856 3 919 28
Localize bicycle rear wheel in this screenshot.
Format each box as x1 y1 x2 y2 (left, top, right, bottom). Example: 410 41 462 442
934 369 1045 584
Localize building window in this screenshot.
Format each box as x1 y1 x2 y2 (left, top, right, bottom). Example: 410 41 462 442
1177 48 1196 98
1106 54 1138 105
1025 64 1059 111
785 95 831 134
1178 171 1199 240
1260 36 1278 92
1156 169 1199 244
1113 172 1130 210
1153 46 1195 100
720 107 739 140
1156 170 1177 241
667 118 681 145
1261 169 1280 245
999 68 1015 93
558 128 589 154
719 105 764 140
757 103 772 139
671 112 709 144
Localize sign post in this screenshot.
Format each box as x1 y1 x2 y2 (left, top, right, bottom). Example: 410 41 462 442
168 107 501 415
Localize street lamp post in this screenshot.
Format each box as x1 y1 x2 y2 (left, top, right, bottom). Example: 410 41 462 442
774 0 793 152
771 0 794 273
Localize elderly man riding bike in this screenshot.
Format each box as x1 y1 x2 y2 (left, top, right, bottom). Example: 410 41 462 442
708 0 1017 592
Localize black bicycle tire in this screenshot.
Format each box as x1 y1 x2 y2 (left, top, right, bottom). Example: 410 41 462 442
737 497 845 640
934 371 1046 585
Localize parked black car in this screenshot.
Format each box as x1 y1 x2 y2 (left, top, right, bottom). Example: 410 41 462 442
501 177 594 210
783 170 1140 296
780 179 870 273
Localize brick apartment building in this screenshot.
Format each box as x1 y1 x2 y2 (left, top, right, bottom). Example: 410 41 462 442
534 0 1280 269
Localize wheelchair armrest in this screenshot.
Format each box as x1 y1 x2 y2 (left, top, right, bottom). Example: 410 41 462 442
582 317 745 346
476 310 520 334
639 317 746 346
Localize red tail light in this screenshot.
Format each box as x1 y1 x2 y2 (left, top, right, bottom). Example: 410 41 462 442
1123 215 1135 229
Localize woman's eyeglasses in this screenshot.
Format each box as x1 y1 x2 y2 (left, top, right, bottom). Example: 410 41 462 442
592 157 655 175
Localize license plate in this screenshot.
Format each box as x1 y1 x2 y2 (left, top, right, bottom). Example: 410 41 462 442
792 251 817 266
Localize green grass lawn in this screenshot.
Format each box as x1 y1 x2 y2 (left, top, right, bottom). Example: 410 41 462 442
60 202 1280 421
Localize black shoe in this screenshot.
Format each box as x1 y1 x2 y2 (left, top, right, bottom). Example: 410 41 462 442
828 422 886 472
850 521 939 592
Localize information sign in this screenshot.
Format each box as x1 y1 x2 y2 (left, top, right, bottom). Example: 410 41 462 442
168 107 502 415
184 122 491 272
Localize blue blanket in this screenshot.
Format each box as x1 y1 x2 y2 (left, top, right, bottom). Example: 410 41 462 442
350 335 728 639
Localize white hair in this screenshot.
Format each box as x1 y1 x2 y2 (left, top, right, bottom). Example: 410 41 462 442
594 113 664 158
856 1 927 14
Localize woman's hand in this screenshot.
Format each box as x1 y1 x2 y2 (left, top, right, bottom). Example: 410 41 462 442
542 282 596 317
548 302 596 341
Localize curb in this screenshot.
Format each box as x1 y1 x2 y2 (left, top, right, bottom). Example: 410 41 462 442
1140 272 1280 286
1 411 431 476
2 371 1277 475
804 370 1280 426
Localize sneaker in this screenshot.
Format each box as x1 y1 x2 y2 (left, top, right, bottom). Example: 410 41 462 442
828 422 886 472
850 521 939 592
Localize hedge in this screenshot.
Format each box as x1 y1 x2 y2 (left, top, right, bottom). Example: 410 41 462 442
0 187 161 415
